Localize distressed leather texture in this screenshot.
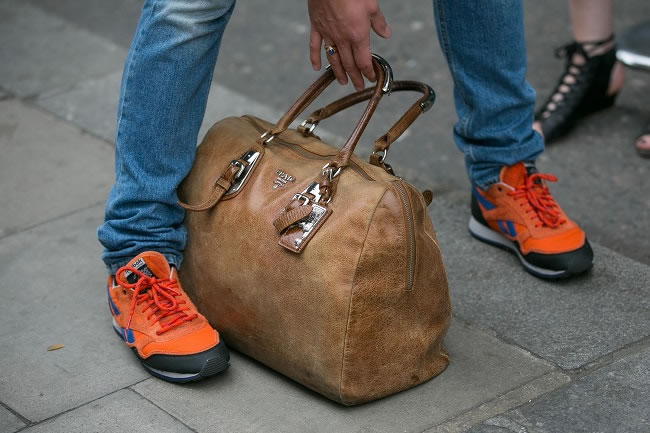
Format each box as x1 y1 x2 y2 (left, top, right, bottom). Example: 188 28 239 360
178 65 451 405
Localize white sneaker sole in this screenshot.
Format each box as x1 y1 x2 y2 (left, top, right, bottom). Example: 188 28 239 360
468 216 566 278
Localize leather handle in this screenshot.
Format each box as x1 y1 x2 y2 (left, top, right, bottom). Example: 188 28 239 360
328 61 387 170
269 71 336 137
272 55 392 208
268 54 392 142
301 81 435 155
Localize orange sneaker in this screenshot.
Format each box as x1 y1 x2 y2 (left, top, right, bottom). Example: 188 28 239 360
469 162 593 279
107 251 229 382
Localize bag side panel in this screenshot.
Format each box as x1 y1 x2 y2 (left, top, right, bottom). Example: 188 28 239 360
339 185 452 405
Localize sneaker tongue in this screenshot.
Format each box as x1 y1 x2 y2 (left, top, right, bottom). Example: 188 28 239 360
524 163 544 185
500 162 528 188
119 252 171 285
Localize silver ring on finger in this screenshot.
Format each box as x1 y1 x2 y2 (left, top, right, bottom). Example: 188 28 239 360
324 44 337 56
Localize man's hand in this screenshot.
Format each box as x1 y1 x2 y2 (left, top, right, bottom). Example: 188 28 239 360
308 0 391 90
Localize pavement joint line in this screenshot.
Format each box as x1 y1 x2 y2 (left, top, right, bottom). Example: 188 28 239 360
0 201 105 243
409 318 567 432
453 304 650 379
450 315 560 370
421 371 571 433
0 399 32 427
129 381 201 433
567 333 650 379
22 98 117 151
11 378 153 433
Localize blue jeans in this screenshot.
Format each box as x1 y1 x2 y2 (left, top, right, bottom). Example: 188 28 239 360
98 0 236 273
98 0 543 272
433 0 544 186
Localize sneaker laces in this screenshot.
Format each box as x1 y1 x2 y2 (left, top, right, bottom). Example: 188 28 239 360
508 172 566 228
115 267 198 335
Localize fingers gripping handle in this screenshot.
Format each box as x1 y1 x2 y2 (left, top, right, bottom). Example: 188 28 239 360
268 54 393 139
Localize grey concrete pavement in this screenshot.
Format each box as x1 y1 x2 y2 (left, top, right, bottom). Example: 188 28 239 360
132 321 555 433
0 405 25 433
1 1 650 432
20 390 194 433
0 205 149 422
0 100 113 238
466 346 650 433
0 0 125 98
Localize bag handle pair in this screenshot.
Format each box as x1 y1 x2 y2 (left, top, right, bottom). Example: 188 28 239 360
180 55 433 213
268 56 436 253
297 80 435 175
265 55 434 178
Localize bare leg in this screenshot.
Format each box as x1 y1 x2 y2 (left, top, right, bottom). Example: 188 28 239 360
571 0 613 43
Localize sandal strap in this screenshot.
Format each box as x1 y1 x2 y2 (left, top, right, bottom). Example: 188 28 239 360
555 34 616 59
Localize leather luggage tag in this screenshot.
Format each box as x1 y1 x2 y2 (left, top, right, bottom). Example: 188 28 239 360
278 205 332 253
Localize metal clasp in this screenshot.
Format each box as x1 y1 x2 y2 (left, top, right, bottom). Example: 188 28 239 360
289 182 330 248
293 181 323 205
371 148 388 163
230 160 246 179
419 84 436 112
260 131 276 144
225 150 260 196
294 204 328 248
371 53 393 94
321 163 342 182
299 119 318 135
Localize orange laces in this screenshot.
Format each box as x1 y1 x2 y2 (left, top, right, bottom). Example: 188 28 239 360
508 172 566 228
115 267 198 335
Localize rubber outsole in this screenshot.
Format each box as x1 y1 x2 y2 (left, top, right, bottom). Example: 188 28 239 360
112 319 230 383
468 216 593 279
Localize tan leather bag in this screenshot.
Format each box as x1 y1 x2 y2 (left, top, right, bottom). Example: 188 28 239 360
178 55 451 405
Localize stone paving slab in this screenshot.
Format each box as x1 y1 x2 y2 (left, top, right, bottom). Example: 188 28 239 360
36 70 344 148
0 405 25 433
467 345 650 433
24 0 143 50
133 320 553 433
427 372 570 433
428 192 650 370
36 72 123 144
21 389 193 433
0 206 149 422
0 0 126 97
0 100 113 238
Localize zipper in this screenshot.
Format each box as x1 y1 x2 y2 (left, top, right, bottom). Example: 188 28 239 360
392 181 416 291
244 116 374 181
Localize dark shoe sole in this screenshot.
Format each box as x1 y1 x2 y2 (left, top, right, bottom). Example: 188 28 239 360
468 216 593 279
112 319 230 383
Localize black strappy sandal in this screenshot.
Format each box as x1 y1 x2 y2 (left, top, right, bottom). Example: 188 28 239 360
535 35 620 143
635 124 650 158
